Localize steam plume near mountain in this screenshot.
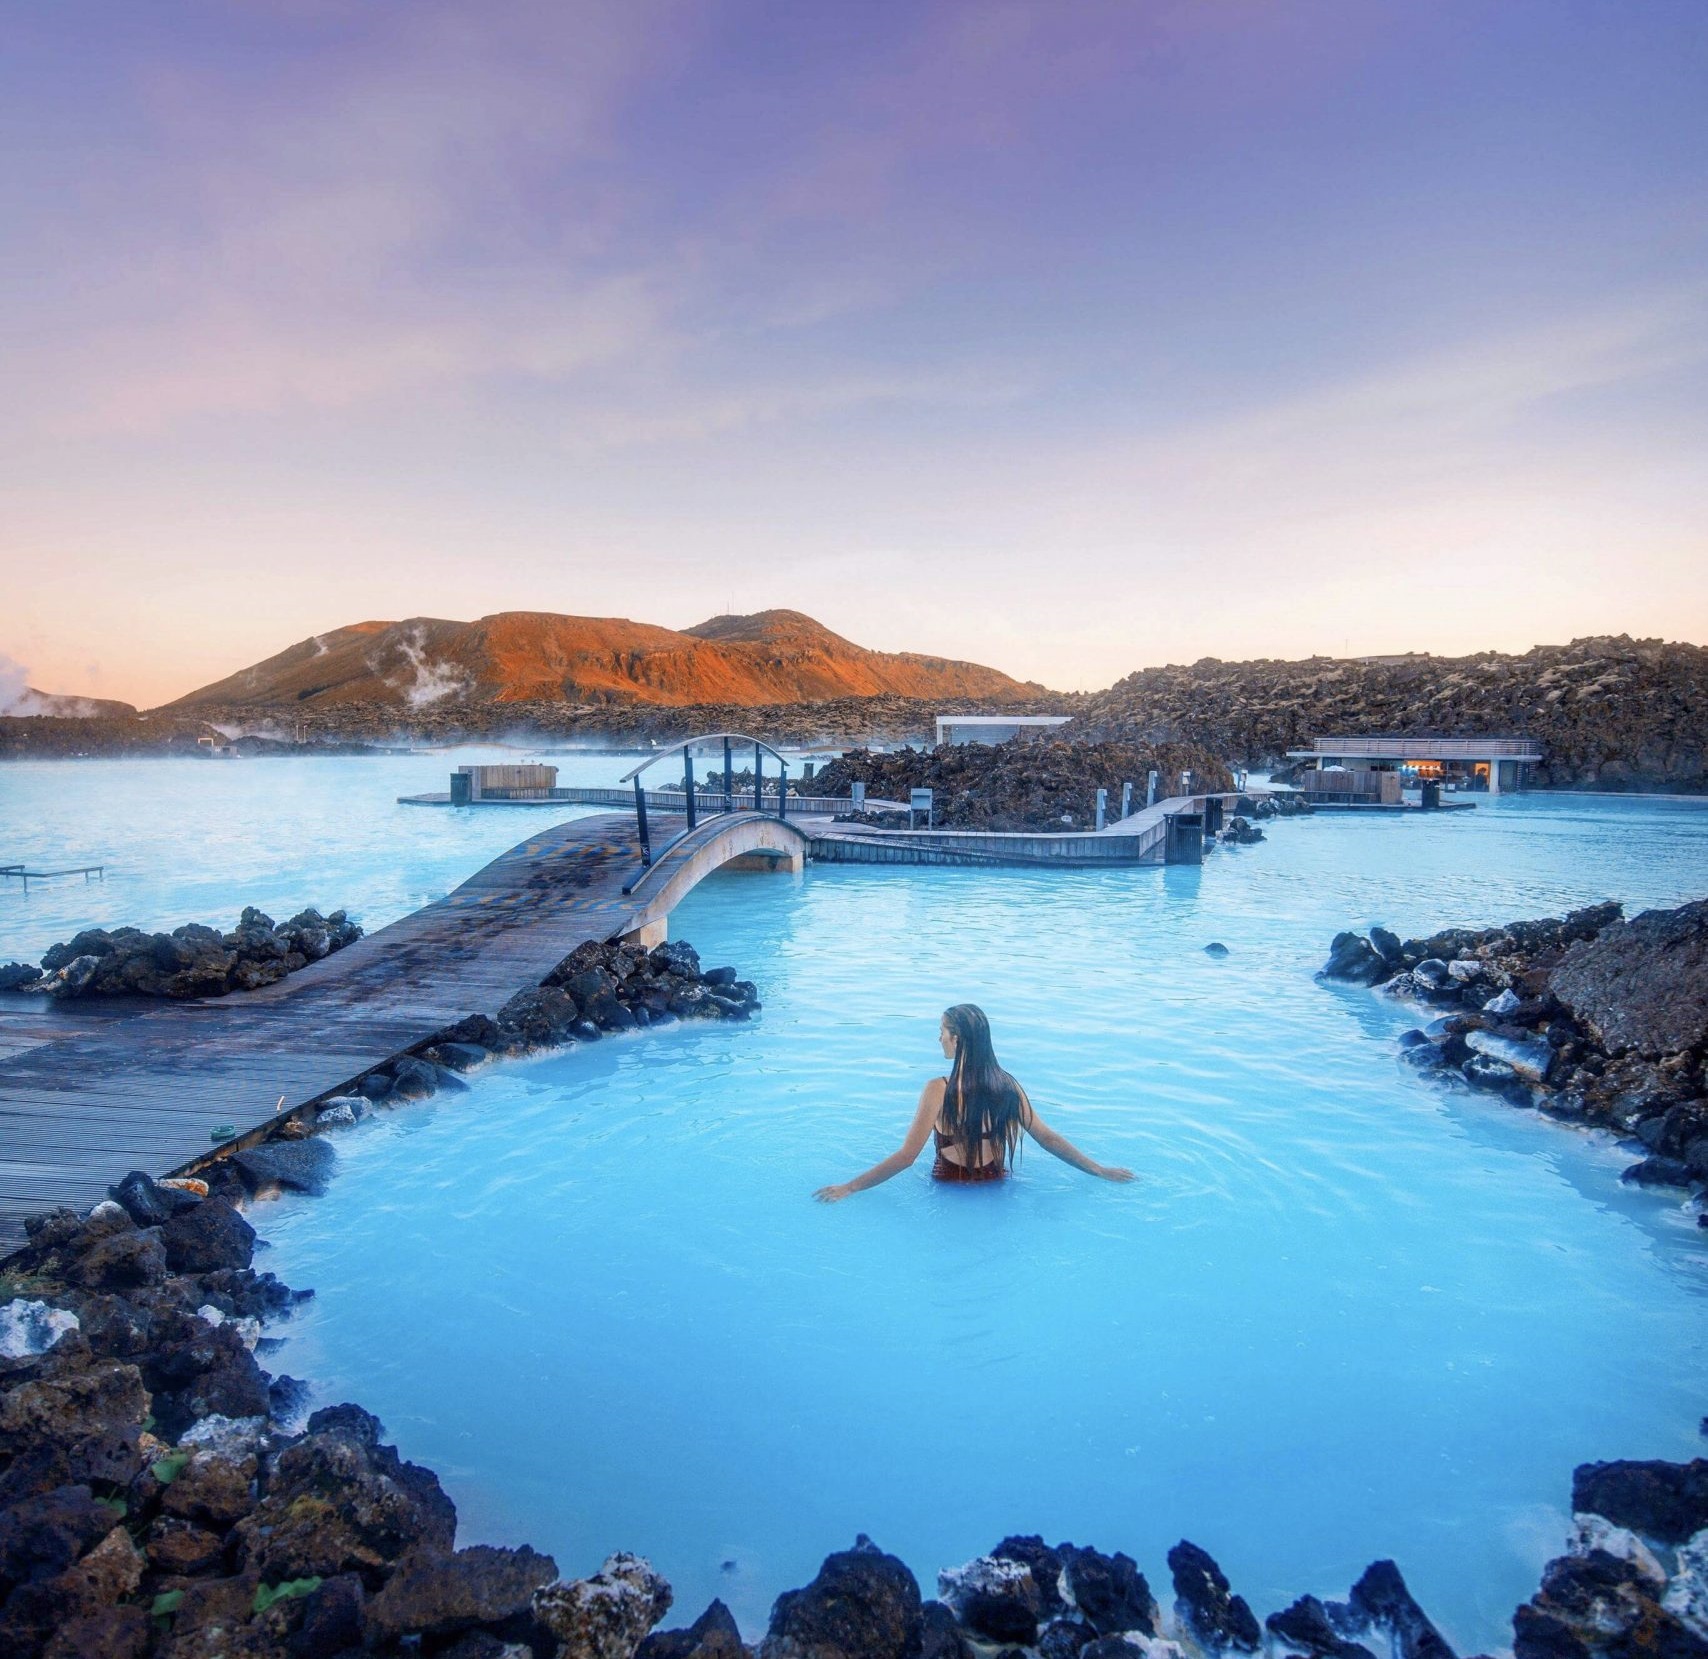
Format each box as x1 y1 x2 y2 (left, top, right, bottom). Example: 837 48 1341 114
0 655 28 715
0 653 136 718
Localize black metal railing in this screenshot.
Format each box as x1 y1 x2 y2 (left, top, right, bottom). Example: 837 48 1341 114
619 732 794 870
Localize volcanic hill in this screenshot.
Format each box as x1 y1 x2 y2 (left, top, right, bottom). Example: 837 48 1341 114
160 610 1037 714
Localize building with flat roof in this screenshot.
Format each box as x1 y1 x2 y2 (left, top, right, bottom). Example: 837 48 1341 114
935 714 1072 747
1285 735 1542 794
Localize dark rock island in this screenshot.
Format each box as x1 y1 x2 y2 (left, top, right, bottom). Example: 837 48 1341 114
1320 897 1708 1195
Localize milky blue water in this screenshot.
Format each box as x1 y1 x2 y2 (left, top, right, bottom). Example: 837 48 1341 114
4 760 1707 1653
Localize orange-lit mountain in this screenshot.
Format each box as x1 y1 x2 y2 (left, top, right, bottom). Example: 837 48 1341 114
157 610 1039 712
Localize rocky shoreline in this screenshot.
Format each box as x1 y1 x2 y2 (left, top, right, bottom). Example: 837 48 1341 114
0 908 364 1001
1318 897 1708 1202
808 740 1236 833
0 693 1080 762
6 1174 1708 1659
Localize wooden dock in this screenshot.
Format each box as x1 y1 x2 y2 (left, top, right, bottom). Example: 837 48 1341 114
798 792 1236 867
0 811 776 1251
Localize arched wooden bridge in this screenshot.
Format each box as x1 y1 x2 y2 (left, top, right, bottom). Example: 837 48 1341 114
0 806 807 1249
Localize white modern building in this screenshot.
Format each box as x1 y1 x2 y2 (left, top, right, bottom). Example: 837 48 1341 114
935 714 1072 747
1285 735 1542 794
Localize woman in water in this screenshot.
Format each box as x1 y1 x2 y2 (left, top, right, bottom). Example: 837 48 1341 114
814 1003 1135 1201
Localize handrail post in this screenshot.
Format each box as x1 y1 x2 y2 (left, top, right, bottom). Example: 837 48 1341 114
633 777 653 866
682 744 696 829
722 737 733 815
778 760 788 821
753 740 763 811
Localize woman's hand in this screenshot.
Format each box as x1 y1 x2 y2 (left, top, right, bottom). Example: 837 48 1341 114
814 1182 855 1203
1098 1165 1137 1183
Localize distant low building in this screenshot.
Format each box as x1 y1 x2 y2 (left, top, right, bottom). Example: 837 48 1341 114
935 714 1072 747
1285 735 1542 794
451 763 559 803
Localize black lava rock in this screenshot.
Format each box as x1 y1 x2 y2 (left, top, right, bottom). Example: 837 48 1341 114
764 1536 922 1659
1348 1560 1456 1659
1320 933 1390 986
233 1138 337 1196
1267 1596 1378 1659
1167 1540 1260 1652
638 1598 749 1659
1061 1547 1156 1637
993 1536 1067 1618
161 1198 256 1273
107 1169 201 1227
1572 1458 1708 1544
1620 1156 1695 1189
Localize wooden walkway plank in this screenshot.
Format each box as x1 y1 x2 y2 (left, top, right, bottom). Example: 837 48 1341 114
0 811 813 1251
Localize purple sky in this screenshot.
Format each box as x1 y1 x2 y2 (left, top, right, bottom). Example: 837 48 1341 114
4 0 1705 705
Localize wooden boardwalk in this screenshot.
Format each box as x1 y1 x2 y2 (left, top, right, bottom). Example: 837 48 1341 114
0 811 795 1250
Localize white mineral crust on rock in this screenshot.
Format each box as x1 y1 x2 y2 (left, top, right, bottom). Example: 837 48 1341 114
1664 1528 1708 1637
938 1554 1036 1612
533 1551 673 1659
179 1413 269 1455
0 1298 79 1358
1569 1514 1666 1585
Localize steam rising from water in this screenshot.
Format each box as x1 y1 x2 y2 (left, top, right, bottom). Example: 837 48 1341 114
0 653 28 714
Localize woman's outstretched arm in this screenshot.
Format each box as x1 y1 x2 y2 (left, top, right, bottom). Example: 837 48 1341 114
1020 1091 1136 1182
814 1079 943 1202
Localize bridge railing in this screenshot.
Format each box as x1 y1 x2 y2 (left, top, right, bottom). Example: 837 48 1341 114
619 732 794 869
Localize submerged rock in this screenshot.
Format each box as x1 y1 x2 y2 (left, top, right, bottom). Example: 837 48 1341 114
1466 1028 1556 1084
1621 1156 1695 1189
1320 933 1390 986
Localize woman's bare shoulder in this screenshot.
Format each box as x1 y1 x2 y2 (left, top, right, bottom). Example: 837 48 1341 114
922 1074 948 1100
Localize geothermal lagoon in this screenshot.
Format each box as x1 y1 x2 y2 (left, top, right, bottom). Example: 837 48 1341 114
2 755 1705 1653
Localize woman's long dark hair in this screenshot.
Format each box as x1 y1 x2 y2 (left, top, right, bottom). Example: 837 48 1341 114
940 1004 1025 1170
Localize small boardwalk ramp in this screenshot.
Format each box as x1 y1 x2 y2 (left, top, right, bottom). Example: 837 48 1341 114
0 811 799 1250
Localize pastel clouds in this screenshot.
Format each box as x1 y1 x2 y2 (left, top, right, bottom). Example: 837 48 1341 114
2 0 1705 705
